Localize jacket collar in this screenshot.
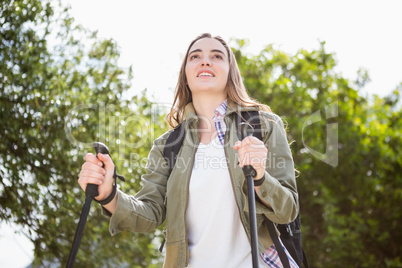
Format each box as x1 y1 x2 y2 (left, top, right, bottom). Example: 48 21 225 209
183 99 260 122
183 102 198 121
226 99 259 115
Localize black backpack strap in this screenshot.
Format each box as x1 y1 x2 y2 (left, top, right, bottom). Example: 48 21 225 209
163 120 186 174
160 121 186 253
265 216 292 268
238 110 262 141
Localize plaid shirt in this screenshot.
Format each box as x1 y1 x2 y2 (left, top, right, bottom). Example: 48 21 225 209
213 99 228 145
261 241 299 268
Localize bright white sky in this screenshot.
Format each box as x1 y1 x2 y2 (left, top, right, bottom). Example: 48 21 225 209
64 0 402 105
2 0 401 267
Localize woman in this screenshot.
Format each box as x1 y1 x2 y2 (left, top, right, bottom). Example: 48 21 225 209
78 33 299 267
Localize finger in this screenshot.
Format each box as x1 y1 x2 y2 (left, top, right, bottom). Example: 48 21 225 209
241 146 268 155
239 148 267 163
240 136 260 148
238 153 251 167
78 176 104 185
238 144 259 153
85 153 103 166
241 136 253 147
78 177 103 191
240 136 252 146
238 144 264 156
82 161 106 174
233 141 241 150
97 153 115 173
241 142 266 153
79 169 106 181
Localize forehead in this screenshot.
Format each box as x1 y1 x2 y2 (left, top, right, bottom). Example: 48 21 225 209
189 38 228 56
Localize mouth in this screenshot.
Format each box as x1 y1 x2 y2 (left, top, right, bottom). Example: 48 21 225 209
197 71 215 77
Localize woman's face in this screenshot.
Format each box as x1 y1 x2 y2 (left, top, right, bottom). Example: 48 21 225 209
185 38 229 96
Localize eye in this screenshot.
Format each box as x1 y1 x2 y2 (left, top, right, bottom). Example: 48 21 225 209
213 54 223 60
189 54 199 60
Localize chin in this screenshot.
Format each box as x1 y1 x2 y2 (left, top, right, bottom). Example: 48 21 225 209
191 85 226 94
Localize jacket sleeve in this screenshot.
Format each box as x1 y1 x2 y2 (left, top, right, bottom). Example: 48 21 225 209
254 112 299 224
107 131 171 236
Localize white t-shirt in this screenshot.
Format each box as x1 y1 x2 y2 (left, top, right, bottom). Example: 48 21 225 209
185 136 265 267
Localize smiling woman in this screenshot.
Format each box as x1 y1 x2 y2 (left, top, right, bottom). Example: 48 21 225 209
77 33 300 268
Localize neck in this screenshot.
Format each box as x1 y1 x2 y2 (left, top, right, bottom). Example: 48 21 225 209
192 92 227 130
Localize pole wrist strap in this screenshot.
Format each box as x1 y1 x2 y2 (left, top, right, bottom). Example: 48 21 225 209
254 174 265 186
94 166 125 206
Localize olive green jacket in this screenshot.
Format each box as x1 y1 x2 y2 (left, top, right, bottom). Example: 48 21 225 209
107 101 299 267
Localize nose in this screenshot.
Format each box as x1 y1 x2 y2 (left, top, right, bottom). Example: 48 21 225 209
201 56 212 66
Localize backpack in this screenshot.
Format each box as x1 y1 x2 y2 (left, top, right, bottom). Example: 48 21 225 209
162 111 308 268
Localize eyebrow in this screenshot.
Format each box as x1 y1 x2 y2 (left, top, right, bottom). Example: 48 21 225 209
188 49 226 56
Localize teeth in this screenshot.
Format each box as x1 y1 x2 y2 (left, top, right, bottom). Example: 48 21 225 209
198 72 213 77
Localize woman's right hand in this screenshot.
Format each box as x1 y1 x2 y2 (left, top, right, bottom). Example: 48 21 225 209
78 153 116 201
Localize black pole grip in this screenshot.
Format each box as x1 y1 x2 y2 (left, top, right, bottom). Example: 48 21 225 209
85 142 110 198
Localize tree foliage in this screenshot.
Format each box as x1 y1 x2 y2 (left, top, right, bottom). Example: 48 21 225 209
232 39 402 267
0 0 166 266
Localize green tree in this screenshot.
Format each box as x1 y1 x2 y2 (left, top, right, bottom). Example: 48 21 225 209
233 39 402 267
0 0 166 266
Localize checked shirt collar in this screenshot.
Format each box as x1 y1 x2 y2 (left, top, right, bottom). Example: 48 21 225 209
212 99 228 146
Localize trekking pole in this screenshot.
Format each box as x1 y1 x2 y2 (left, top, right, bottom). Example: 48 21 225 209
238 122 260 268
66 142 110 268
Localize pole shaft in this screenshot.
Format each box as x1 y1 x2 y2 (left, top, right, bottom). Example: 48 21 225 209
246 175 259 267
66 196 93 268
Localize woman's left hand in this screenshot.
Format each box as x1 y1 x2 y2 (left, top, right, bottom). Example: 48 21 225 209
233 136 268 180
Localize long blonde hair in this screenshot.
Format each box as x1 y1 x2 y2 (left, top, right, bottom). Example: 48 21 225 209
166 33 271 128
